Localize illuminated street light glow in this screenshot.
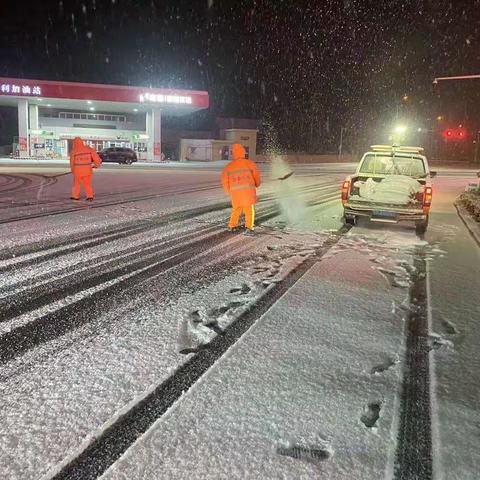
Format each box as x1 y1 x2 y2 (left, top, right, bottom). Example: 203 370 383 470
394 125 407 134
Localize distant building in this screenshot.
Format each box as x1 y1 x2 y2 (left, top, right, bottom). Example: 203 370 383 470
179 118 260 162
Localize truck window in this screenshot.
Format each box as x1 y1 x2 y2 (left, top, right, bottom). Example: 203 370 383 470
360 154 426 176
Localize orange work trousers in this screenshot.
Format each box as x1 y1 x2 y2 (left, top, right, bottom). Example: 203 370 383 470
72 175 94 199
228 205 255 230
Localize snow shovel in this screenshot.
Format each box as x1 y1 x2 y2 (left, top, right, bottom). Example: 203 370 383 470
275 171 294 181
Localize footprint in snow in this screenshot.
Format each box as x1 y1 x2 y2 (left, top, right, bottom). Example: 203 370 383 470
189 310 202 324
207 305 230 317
228 300 246 309
371 356 398 375
277 445 331 464
229 283 251 295
177 317 210 355
203 319 224 335
428 334 454 352
206 301 246 323
361 401 382 428
439 316 458 335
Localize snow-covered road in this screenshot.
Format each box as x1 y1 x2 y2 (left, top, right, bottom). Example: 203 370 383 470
0 163 478 479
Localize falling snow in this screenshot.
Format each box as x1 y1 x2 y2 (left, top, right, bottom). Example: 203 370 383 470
0 1 478 155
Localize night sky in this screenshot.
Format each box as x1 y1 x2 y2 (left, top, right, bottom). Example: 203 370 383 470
0 0 479 153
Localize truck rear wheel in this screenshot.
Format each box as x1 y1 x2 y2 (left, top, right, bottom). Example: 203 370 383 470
415 215 429 235
344 214 357 226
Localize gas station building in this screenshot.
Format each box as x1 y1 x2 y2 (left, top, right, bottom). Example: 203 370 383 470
0 77 209 161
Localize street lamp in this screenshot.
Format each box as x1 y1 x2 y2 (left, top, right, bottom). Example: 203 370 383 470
433 74 480 84
390 124 408 145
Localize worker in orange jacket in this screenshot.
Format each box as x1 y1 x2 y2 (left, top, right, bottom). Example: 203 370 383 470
221 143 261 235
69 137 102 201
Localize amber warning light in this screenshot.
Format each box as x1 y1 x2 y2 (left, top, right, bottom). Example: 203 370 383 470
423 186 433 207
341 180 350 204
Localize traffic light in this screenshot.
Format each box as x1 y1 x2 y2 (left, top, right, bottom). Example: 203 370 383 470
443 129 466 140
444 129 453 138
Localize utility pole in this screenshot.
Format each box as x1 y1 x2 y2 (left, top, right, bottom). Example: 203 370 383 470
433 74 480 163
475 131 480 164
338 127 346 160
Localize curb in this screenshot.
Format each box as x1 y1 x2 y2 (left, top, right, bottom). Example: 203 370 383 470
454 201 480 248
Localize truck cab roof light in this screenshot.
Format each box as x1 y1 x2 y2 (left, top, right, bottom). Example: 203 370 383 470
370 145 424 154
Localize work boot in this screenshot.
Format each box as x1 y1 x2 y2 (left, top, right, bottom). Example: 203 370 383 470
243 229 255 237
70 197 80 201
228 226 240 233
86 197 94 202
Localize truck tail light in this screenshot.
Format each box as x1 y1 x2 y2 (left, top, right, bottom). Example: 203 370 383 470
423 186 433 207
341 180 351 204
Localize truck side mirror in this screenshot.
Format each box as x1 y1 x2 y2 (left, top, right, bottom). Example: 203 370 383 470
430 171 437 178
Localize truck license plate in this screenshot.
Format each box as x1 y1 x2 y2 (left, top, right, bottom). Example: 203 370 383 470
372 210 397 219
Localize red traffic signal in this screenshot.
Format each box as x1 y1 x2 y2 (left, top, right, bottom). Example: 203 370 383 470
443 129 466 139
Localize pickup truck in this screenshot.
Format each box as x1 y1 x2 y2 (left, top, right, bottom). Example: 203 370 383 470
341 145 435 234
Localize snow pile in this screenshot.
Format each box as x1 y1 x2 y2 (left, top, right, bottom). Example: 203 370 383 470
458 191 480 222
354 175 422 205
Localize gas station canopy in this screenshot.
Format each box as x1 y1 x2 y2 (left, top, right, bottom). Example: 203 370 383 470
0 77 209 161
0 77 209 115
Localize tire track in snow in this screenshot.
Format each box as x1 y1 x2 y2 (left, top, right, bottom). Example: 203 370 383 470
0 187 340 363
0 177 335 226
0 182 221 226
0 205 283 363
0 223 218 321
0 173 32 193
0 181 337 271
0 201 226 269
47 234 345 480
2 186 338 305
394 251 433 479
